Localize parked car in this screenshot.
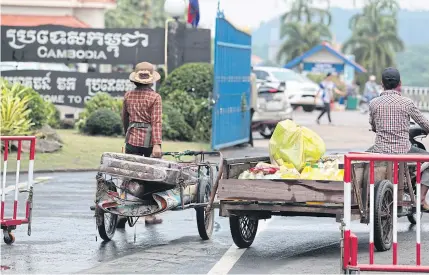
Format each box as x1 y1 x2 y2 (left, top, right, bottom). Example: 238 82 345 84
253 66 322 112
252 83 293 139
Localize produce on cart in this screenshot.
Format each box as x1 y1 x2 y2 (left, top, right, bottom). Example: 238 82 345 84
218 119 423 251
93 150 222 242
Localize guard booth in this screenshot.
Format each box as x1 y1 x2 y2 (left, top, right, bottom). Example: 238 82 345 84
211 10 252 150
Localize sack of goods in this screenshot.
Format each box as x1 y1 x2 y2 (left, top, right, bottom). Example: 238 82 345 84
269 120 326 171
237 120 346 181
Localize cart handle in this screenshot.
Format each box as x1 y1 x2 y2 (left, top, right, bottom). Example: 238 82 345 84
162 150 220 157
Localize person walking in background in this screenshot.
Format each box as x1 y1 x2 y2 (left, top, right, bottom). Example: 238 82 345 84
122 61 163 225
315 73 345 125
249 68 258 147
364 75 379 100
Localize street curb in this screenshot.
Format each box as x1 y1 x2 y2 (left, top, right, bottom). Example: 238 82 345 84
9 168 99 174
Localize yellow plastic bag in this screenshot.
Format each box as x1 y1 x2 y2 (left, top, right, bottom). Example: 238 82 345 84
269 120 326 171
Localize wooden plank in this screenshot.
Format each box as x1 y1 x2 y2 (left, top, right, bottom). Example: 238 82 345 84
218 179 344 203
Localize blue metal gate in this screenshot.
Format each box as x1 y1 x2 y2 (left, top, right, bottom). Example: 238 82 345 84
211 11 252 150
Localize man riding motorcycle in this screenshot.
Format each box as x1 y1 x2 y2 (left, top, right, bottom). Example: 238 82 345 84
367 67 429 211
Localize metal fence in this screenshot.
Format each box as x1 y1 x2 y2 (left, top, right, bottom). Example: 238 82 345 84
402 86 429 112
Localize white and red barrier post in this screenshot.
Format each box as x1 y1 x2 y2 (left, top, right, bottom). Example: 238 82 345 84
343 153 429 273
1 136 36 243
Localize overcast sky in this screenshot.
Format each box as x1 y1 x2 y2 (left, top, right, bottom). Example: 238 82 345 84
197 0 429 30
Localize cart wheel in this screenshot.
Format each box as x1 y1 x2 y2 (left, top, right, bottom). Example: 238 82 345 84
374 180 393 251
407 188 423 225
196 179 214 240
97 185 118 242
3 232 15 245
229 215 258 248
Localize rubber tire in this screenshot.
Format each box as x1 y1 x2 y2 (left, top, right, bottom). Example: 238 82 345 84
229 215 258 248
303 105 315 112
3 232 15 245
407 212 423 225
116 217 127 229
97 185 119 242
196 175 215 240
259 126 274 139
374 180 394 252
407 179 423 225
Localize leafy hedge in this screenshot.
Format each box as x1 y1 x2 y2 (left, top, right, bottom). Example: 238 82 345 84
83 108 123 136
77 63 213 142
1 79 61 134
160 63 213 99
77 92 123 133
160 63 213 142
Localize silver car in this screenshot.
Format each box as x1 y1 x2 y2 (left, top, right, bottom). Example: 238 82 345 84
253 66 323 112
252 83 293 139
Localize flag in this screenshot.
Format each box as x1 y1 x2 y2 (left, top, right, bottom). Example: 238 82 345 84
187 0 200 27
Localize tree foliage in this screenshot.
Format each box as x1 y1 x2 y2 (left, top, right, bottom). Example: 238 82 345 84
277 22 332 64
281 0 332 25
277 0 332 64
105 0 166 28
342 0 404 77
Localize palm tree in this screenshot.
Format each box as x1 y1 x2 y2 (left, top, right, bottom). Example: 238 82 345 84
281 0 332 25
276 22 332 64
342 0 404 77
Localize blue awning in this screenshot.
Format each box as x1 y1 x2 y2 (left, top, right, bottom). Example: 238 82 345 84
283 42 367 74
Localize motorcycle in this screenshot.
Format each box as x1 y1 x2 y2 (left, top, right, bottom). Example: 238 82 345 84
371 122 429 221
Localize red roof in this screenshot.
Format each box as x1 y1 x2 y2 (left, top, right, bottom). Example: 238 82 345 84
1 15 90 28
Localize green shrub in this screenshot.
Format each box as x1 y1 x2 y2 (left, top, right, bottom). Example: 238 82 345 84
46 103 61 129
1 83 34 136
83 108 123 136
1 79 49 129
159 63 213 99
162 102 194 141
160 63 213 143
60 119 75 129
193 99 212 142
77 92 123 132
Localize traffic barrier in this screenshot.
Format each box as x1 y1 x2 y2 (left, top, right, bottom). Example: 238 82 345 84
342 153 429 273
1 136 36 244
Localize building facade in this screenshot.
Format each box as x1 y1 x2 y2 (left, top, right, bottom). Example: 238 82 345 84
1 0 116 28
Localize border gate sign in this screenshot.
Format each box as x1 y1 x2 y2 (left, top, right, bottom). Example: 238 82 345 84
211 11 252 150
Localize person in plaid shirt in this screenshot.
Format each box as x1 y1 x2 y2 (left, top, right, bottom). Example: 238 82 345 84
122 61 163 224
368 67 429 211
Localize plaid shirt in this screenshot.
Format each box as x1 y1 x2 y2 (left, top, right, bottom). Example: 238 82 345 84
122 88 162 147
369 90 429 154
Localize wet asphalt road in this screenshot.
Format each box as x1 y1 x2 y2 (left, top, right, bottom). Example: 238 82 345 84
3 111 429 274
1 171 429 274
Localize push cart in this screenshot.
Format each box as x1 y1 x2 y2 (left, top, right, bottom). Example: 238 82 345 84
1 136 36 245
92 150 222 242
218 155 423 251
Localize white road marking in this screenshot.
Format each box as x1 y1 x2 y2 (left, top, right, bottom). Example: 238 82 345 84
207 219 272 275
0 177 53 194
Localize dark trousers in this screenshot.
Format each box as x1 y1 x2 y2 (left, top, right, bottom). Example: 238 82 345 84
249 108 255 147
125 143 153 157
317 102 331 123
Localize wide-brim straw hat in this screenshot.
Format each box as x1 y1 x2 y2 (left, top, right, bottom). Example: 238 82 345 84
129 62 161 84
